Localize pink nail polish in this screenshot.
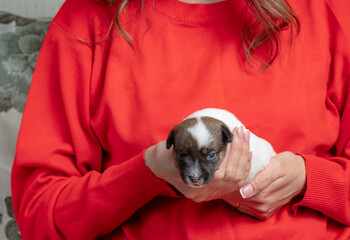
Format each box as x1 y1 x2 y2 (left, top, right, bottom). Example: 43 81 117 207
237 126 244 139
240 184 254 199
243 130 250 143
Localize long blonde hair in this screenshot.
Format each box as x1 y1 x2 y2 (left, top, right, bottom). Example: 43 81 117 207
96 0 300 68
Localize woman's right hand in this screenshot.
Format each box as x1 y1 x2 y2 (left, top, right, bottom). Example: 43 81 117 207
145 127 252 202
145 141 180 184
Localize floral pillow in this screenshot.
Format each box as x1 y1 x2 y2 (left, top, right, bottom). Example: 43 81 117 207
0 11 50 240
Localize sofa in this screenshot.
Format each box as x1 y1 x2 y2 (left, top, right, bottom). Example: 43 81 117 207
0 11 51 240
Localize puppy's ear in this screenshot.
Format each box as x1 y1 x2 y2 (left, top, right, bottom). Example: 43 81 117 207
221 124 233 143
166 129 175 149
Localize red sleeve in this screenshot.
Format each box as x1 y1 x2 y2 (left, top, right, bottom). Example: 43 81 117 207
292 0 350 226
11 19 175 239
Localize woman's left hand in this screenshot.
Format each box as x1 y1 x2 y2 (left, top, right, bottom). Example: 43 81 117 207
222 151 306 220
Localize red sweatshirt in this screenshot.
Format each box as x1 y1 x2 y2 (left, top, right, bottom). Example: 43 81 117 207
12 0 350 239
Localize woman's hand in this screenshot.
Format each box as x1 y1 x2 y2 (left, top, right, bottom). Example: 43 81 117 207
145 127 252 202
222 152 306 220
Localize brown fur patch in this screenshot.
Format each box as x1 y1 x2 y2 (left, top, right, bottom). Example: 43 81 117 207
173 116 229 154
169 116 232 185
172 118 198 152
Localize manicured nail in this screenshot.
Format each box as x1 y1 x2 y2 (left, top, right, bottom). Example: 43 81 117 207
240 184 254 199
243 130 250 143
237 126 244 139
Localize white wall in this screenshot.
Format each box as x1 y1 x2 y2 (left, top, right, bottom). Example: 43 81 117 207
0 0 65 18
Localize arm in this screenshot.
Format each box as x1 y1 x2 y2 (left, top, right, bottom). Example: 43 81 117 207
291 14 350 221
222 65 350 225
222 151 307 220
11 21 174 240
231 126 350 225
222 110 349 224
223 0 350 224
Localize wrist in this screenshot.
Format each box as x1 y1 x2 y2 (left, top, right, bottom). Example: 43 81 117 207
295 154 307 196
144 145 156 175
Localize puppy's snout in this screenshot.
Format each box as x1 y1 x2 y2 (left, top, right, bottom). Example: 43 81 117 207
189 174 202 184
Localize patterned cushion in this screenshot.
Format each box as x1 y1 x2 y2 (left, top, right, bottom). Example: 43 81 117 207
0 11 50 240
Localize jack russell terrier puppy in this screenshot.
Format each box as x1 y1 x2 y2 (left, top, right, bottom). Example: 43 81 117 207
166 108 276 188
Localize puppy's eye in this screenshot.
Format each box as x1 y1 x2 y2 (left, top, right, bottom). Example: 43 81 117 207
206 152 217 161
177 153 187 160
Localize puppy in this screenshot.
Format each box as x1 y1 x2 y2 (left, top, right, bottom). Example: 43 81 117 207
166 108 275 188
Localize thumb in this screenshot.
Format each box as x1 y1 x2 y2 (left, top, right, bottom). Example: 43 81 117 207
239 165 276 199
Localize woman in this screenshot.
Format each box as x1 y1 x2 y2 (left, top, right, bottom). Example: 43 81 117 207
11 0 350 239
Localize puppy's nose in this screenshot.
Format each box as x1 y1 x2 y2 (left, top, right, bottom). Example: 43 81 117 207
189 175 200 183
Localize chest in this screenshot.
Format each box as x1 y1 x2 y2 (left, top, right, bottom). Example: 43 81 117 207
90 16 338 166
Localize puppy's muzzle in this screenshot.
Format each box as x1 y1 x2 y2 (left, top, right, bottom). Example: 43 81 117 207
189 174 201 184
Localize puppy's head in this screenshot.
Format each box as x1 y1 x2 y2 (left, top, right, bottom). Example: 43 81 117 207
166 117 233 187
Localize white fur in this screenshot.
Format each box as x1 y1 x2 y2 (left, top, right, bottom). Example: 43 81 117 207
185 108 276 183
187 118 214 148
186 108 243 131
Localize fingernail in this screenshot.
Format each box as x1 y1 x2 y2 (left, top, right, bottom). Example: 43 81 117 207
243 130 250 143
240 184 254 199
237 126 244 139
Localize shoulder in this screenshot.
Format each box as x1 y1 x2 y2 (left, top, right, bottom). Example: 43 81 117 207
324 0 350 38
51 0 118 42
289 0 350 35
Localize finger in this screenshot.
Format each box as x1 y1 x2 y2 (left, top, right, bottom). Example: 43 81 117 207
225 128 251 186
233 130 251 182
204 183 237 201
239 157 281 199
218 127 238 170
221 192 275 219
201 129 243 199
195 128 251 201
206 128 237 187
228 200 261 218
193 175 232 201
237 206 274 220
203 128 251 200
223 127 245 178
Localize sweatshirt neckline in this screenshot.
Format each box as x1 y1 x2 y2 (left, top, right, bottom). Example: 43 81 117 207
148 0 244 25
